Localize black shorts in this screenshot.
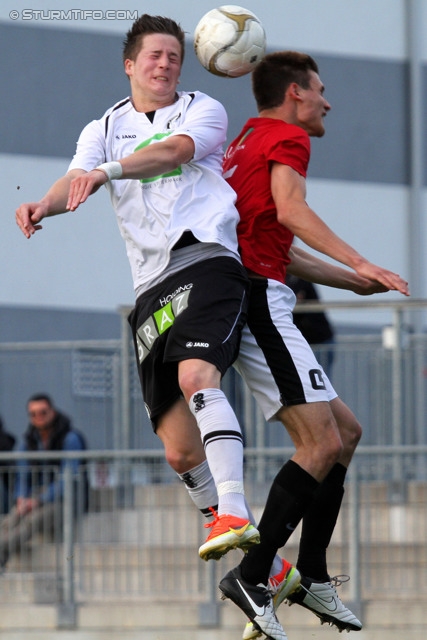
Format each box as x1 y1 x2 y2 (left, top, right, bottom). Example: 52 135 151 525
128 256 250 425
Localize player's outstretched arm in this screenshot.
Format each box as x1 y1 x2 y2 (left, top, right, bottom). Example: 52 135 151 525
272 164 410 297
288 246 389 295
16 169 86 238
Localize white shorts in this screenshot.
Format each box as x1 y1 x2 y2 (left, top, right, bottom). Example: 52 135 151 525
234 277 337 422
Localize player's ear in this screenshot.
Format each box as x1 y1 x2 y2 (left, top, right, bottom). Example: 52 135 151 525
288 82 302 101
124 58 134 78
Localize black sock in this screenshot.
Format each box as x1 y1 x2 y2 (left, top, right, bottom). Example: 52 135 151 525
240 460 319 585
296 462 347 582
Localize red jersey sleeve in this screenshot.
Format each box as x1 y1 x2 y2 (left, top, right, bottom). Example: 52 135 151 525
267 124 310 177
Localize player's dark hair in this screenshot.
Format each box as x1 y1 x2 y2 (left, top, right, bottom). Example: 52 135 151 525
252 51 319 111
123 14 186 62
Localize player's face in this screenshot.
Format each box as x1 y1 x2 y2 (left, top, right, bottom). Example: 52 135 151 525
125 33 182 107
297 71 331 137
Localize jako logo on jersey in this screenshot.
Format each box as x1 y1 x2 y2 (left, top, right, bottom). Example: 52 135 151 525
186 341 209 348
122 134 136 139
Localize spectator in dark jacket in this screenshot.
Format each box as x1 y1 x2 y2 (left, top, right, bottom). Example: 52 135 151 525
0 394 86 570
0 417 16 515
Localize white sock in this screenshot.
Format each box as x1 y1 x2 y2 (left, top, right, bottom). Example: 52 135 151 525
189 388 247 518
177 460 218 518
178 458 282 573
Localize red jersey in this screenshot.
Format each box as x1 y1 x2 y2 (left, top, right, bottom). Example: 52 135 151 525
223 117 310 283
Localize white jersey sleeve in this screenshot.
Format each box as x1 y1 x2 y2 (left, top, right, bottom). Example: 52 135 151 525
167 92 228 162
68 118 106 173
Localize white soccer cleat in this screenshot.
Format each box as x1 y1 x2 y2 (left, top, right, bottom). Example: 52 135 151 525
287 575 362 632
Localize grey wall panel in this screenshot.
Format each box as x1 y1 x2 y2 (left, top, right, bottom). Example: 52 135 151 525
308 55 410 185
0 24 129 158
0 23 412 184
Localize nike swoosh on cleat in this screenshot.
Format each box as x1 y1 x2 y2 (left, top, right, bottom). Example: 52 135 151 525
229 522 250 537
236 579 266 617
304 588 338 612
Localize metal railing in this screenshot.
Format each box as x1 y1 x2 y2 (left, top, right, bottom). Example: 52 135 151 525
2 298 427 454
0 447 426 628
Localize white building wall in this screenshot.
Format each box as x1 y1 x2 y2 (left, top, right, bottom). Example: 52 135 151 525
0 0 423 316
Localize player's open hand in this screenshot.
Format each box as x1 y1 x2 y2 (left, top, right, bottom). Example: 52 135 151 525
356 262 409 296
352 279 389 296
15 202 48 238
67 169 108 212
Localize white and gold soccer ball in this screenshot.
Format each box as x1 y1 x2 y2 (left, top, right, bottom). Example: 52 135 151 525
194 5 266 78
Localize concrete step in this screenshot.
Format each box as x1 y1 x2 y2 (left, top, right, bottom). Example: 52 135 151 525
0 598 426 640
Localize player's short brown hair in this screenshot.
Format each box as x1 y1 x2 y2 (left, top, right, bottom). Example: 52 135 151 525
252 51 319 111
123 14 186 62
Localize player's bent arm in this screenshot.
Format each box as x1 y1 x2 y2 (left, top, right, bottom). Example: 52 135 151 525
67 135 196 212
118 133 195 179
288 246 388 295
16 169 86 238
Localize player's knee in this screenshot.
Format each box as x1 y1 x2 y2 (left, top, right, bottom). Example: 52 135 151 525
323 433 343 468
319 418 344 467
178 362 219 401
343 417 362 452
164 447 199 474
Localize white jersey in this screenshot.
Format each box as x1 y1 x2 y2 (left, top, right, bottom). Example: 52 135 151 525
68 91 241 293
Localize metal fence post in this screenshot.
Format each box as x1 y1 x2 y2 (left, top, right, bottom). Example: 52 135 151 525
347 463 362 622
119 306 132 450
391 307 405 492
57 463 76 628
199 558 220 627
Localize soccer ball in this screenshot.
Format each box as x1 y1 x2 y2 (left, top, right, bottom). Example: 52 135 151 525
194 5 266 78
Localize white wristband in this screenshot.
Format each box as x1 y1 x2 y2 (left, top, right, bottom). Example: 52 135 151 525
95 161 123 181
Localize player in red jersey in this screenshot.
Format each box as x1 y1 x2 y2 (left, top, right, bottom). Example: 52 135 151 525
219 51 409 638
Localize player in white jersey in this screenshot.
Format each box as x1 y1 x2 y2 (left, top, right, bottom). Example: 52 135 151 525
15 12 263 578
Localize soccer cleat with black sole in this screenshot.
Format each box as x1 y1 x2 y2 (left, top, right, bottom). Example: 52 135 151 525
287 575 362 632
242 560 301 640
219 565 288 640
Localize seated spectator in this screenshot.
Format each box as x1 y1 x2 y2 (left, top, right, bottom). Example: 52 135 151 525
286 274 335 378
0 394 87 570
0 417 16 514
